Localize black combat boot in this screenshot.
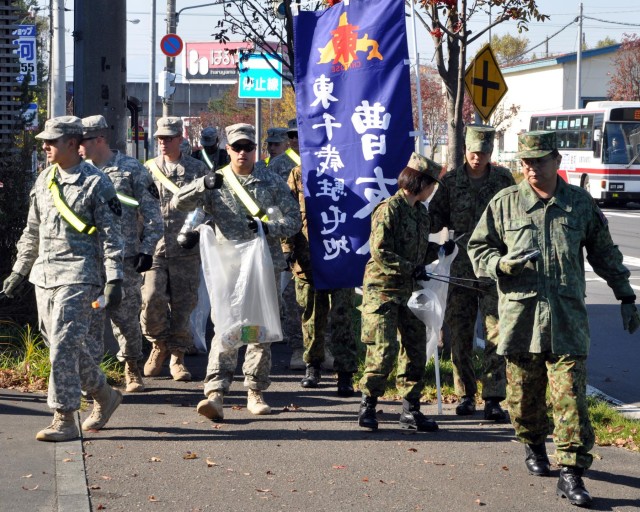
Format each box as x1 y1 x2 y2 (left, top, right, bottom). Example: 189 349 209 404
484 397 508 422
301 364 321 388
336 372 354 397
524 443 550 476
557 466 592 507
455 396 476 416
399 399 439 432
358 394 378 430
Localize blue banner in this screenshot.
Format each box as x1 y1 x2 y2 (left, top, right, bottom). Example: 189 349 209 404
294 0 414 290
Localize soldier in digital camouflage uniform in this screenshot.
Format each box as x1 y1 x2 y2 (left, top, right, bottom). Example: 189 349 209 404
282 165 358 395
80 115 163 393
2 116 124 442
468 130 640 507
255 127 299 181
192 126 229 171
141 117 208 382
429 125 515 422
358 153 452 432
172 123 301 420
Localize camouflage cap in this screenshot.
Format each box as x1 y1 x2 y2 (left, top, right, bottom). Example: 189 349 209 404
286 118 298 133
81 115 109 137
154 116 183 138
226 123 256 145
465 125 495 153
265 127 288 143
516 130 557 158
406 152 442 184
200 127 218 146
35 115 83 140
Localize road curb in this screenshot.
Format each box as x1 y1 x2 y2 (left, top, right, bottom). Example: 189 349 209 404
55 413 90 512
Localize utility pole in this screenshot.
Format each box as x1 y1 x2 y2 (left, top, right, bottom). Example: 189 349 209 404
50 0 66 117
163 0 176 116
148 0 157 159
575 2 583 109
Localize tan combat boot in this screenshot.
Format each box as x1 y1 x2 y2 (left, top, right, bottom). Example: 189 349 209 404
36 410 79 442
82 384 123 431
247 389 271 415
196 391 224 420
144 344 168 377
169 352 192 381
125 360 145 393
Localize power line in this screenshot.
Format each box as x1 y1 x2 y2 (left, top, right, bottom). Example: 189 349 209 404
583 15 640 27
511 19 578 61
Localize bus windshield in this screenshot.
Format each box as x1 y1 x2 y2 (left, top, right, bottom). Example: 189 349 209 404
603 122 640 165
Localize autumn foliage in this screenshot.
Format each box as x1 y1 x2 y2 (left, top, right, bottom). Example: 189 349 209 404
608 34 640 101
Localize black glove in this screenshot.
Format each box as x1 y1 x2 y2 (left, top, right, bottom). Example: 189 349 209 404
203 171 223 190
621 302 640 334
246 215 269 235
177 230 200 249
2 271 26 298
133 253 153 273
412 265 430 282
104 280 123 310
442 240 456 256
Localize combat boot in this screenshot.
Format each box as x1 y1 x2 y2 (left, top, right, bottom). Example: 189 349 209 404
455 395 476 416
197 391 224 420
124 360 145 393
557 466 592 507
144 344 168 376
169 351 192 381
358 394 378 430
525 443 550 476
301 364 321 388
247 389 271 415
82 384 123 431
484 397 508 422
399 399 439 432
36 410 79 442
336 372 354 397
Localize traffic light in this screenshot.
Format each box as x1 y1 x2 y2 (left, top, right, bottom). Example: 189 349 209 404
158 70 176 99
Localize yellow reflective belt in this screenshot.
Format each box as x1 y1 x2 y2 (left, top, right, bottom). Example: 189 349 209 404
47 166 97 235
285 148 301 165
219 165 269 222
116 192 139 208
146 159 180 194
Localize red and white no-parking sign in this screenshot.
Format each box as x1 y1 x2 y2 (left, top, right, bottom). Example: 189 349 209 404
160 34 184 57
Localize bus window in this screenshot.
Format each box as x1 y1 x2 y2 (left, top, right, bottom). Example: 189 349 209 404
569 116 581 129
545 117 557 130
557 116 569 130
604 126 629 164
582 115 593 130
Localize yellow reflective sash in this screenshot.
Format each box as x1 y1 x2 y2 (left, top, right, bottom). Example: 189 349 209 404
117 192 139 208
47 166 97 235
146 159 180 194
219 165 269 222
264 156 270 166
285 148 301 165
202 150 214 170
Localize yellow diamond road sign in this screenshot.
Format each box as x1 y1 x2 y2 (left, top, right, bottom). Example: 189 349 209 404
464 44 507 122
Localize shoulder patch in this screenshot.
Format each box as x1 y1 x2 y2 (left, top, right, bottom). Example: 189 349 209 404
108 196 122 217
147 182 160 199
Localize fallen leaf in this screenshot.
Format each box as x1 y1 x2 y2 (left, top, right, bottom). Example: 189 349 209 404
21 474 33 478
21 485 39 491
150 457 162 462
183 452 198 460
266 470 275 475
243 472 251 476
475 499 485 506
332 465 346 469
256 488 271 492
96 505 106 510
101 475 112 480
212 424 223 429
90 485 101 490
379 480 386 484
62 458 72 462
408 448 418 453
501 466 509 471
182 421 189 425
231 405 243 410
206 458 218 467
362 477 369 482
148 495 158 502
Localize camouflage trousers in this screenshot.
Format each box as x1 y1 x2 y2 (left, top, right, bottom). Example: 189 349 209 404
445 283 505 400
140 254 200 353
295 277 358 373
359 299 427 402
109 258 144 362
35 284 107 412
506 353 594 469
281 272 303 349
202 270 281 396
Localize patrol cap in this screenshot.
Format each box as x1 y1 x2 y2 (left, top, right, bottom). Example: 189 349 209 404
286 118 298 134
226 123 256 145
154 116 183 138
81 115 109 138
265 127 288 143
465 125 495 153
406 152 442 184
200 127 218 146
516 130 557 158
35 115 83 140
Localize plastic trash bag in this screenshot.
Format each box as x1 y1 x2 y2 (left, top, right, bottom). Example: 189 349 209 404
188 267 210 354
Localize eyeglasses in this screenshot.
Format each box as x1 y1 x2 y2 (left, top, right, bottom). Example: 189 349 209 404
521 154 555 167
287 132 298 140
267 141 284 146
229 142 257 153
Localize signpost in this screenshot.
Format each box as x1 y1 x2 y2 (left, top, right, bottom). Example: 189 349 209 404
160 33 184 58
464 44 507 122
238 53 283 99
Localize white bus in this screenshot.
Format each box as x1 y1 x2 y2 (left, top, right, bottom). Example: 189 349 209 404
529 101 640 204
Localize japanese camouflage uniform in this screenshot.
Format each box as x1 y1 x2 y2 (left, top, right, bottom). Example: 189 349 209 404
172 123 302 395
359 153 441 402
428 125 515 401
468 130 635 469
12 116 124 412
282 165 358 372
141 117 208 354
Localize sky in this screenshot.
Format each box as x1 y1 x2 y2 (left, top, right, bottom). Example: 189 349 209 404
35 0 640 83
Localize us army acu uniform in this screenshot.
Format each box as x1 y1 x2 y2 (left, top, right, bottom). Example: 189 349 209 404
173 123 301 419
468 130 640 506
81 115 163 392
141 117 207 379
5 116 124 441
282 165 358 395
429 125 514 419
254 127 299 181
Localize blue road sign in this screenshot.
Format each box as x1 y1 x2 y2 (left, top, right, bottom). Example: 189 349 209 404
238 53 283 99
160 34 183 58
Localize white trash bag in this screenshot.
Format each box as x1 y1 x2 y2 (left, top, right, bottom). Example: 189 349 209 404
188 267 210 354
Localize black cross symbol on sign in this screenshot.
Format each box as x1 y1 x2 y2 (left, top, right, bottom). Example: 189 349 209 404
472 60 500 107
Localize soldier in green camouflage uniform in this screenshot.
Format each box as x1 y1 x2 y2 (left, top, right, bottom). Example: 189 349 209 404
282 165 358 395
429 125 514 421
468 130 640 507
358 153 449 432
80 115 164 393
173 123 301 420
141 117 208 382
2 116 124 442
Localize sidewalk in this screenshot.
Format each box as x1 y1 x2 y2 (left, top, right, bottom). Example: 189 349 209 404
2 343 640 511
